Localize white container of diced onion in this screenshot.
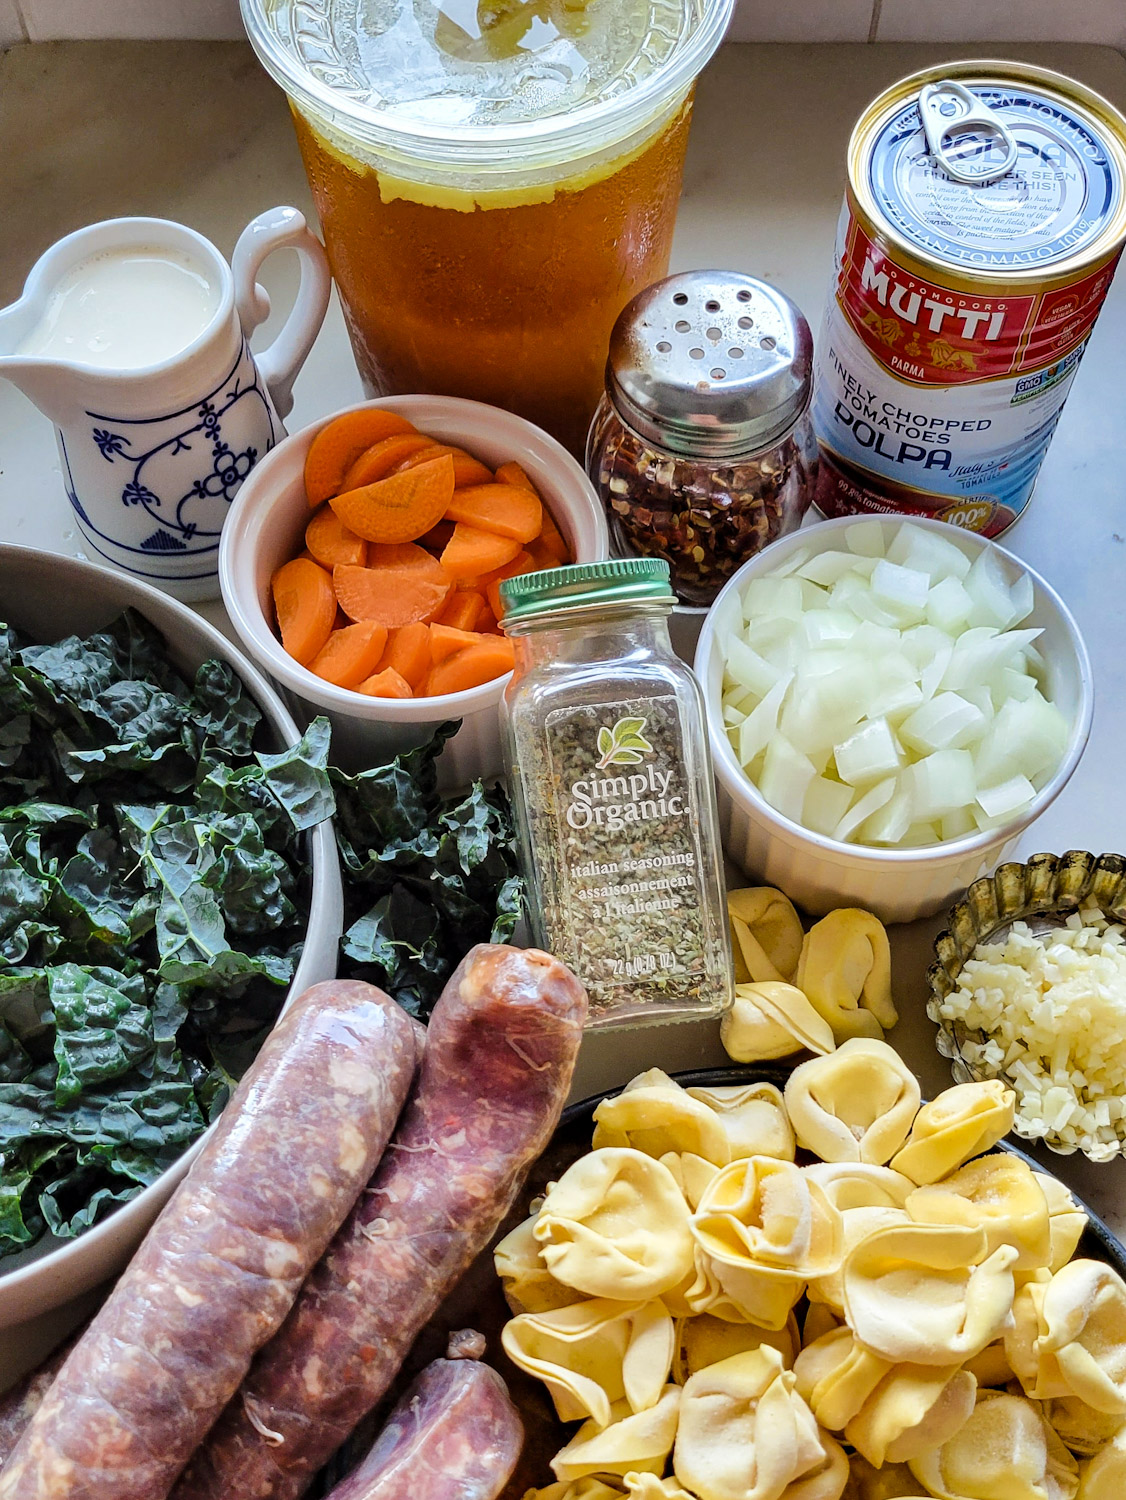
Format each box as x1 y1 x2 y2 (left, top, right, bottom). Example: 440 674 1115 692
695 517 1093 923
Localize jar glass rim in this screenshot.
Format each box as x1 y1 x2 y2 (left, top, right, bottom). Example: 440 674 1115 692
240 0 736 173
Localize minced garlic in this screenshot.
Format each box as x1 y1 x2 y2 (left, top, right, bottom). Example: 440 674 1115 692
936 904 1126 1160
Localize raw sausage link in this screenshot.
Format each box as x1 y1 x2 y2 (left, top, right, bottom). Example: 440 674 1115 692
0 1329 84 1467
324 1359 523 1500
0 980 418 1500
175 944 587 1500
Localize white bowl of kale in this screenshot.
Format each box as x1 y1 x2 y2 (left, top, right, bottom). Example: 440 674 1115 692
0 547 342 1324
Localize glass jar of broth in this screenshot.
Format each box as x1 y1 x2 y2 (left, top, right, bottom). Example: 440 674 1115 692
239 0 734 456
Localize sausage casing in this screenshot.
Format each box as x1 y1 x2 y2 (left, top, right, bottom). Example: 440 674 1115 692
325 1359 522 1500
175 944 587 1500
0 980 418 1500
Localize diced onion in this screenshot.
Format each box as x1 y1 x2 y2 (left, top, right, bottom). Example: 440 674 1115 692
718 520 1069 848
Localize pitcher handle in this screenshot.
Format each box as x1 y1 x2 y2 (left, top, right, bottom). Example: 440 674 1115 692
232 206 331 421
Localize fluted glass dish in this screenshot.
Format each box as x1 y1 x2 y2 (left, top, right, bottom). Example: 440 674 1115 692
928 850 1126 1161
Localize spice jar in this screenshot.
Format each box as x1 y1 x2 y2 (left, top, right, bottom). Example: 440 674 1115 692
499 558 733 1029
587 271 817 606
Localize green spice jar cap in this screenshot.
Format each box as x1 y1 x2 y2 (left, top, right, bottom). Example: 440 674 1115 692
499 558 677 623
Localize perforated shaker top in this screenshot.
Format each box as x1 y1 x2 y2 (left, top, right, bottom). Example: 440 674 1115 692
605 271 813 460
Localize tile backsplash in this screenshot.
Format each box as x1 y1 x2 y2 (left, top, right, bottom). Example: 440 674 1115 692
4 0 1126 47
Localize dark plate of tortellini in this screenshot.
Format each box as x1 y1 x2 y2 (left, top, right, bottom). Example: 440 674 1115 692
489 1054 1126 1500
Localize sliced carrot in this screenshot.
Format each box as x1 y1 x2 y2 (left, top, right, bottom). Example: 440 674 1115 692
271 557 337 666
341 433 435 492
494 461 538 494
334 564 452 630
376 622 432 690
426 637 516 696
484 549 536 619
304 409 417 506
308 621 389 688
429 623 487 666
477 605 500 635
527 538 561 572
329 455 455 545
537 506 570 563
440 524 522 581
367 542 449 579
391 443 494 489
438 590 486 632
420 520 456 554
444 483 542 544
297 549 319 565
306 505 367 568
357 668 413 699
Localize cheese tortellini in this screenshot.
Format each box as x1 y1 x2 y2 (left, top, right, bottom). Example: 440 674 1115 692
504 1055 1122 1500
660 1153 722 1213
1043 1396 1126 1457
785 1041 920 1166
891 1082 1015 1186
535 1148 695 1300
1036 1174 1089 1272
502 1298 675 1426
1077 1426 1126 1499
623 1478 698 1500
905 1154 1052 1272
803 1164 913 1311
552 1388 682 1483
674 1311 801 1382
722 983 836 1064
672 1347 842 1500
842 1222 1017 1365
691 1158 843 1329
728 887 804 984
908 1390 1079 1500
685 1083 796 1163
794 908 897 1044
793 1325 975 1466
593 1072 732 1167
496 1214 586 1316
1006 1261 1126 1414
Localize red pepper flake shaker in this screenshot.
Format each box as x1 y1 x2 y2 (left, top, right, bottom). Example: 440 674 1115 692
586 271 817 606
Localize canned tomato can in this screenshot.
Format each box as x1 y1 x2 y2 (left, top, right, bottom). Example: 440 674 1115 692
812 61 1126 536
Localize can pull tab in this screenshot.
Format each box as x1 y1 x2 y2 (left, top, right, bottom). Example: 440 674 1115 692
919 79 1019 185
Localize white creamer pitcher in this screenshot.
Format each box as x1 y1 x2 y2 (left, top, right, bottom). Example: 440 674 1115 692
0 207 330 601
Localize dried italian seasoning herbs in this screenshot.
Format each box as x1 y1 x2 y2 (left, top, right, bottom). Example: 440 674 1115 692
500 559 732 1028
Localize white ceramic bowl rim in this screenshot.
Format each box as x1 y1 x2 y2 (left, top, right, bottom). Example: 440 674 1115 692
697 515 1094 866
220 394 606 721
0 545 340 1305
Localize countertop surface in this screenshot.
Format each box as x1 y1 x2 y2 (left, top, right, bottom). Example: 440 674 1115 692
1 36 1124 1372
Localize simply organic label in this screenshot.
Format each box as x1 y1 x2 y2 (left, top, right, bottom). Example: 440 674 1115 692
542 696 708 994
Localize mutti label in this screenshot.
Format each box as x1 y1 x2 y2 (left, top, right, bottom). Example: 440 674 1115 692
839 214 1119 387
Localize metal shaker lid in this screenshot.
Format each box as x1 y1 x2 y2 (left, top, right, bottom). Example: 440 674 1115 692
605 271 813 460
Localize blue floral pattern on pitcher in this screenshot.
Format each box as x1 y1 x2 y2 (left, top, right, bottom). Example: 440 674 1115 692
59 342 280 572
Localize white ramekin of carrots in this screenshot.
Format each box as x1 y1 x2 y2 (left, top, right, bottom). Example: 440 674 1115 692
219 395 609 786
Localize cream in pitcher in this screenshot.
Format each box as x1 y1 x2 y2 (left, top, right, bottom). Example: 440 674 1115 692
0 208 330 601
17 246 221 369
